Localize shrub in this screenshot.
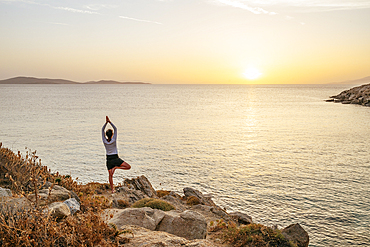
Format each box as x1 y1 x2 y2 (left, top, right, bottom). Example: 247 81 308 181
210 220 297 247
0 144 122 246
131 198 175 211
186 195 201 206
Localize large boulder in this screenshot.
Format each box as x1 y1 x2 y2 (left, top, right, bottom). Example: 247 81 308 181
156 210 207 240
282 223 309 247
105 207 207 240
106 207 165 231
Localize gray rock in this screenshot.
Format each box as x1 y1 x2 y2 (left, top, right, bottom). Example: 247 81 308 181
48 202 71 219
183 187 216 207
0 187 12 200
229 211 253 225
161 192 187 211
121 225 215 247
124 175 158 198
28 185 80 206
63 198 80 215
107 207 165 231
282 223 309 247
156 210 207 240
115 186 148 204
0 197 32 215
106 207 207 240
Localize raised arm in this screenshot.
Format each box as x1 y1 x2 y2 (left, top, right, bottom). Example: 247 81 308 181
110 121 118 142
102 122 108 143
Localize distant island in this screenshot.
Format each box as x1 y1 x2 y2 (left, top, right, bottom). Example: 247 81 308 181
0 76 150 84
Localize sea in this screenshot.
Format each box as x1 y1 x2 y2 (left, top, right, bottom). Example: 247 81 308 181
0 83 369 246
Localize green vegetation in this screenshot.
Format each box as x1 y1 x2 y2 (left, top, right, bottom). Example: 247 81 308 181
0 143 122 246
210 220 297 247
131 198 175 211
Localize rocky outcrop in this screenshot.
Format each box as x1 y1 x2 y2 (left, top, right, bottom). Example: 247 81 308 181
109 176 310 244
105 207 207 240
123 175 158 198
327 83 370 106
183 187 217 207
229 211 253 225
282 223 310 247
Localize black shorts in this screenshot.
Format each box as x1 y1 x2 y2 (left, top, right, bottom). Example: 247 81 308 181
106 154 124 170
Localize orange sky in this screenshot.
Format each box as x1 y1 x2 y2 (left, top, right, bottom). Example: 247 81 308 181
1 0 369 84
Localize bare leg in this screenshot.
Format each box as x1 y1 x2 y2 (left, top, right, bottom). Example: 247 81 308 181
117 161 131 170
108 169 115 193
108 162 131 193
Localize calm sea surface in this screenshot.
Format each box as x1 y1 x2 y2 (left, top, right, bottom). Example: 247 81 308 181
0 84 369 246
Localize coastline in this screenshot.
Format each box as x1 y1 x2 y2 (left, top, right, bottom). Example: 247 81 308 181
0 144 309 246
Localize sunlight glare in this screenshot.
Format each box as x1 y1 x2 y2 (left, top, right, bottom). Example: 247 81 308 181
243 67 262 80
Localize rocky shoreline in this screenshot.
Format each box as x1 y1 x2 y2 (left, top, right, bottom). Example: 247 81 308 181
0 144 309 246
326 83 370 106
1 173 310 246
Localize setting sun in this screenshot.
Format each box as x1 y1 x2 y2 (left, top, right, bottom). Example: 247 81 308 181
243 67 263 80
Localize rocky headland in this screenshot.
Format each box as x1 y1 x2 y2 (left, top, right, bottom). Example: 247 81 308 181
0 145 309 246
326 83 370 106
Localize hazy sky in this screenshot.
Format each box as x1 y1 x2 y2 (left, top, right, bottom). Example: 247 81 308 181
1 0 369 84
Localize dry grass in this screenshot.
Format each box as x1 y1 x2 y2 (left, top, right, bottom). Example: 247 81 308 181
0 143 123 246
156 190 171 198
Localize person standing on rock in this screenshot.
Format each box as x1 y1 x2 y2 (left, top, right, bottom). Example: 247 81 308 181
102 116 131 193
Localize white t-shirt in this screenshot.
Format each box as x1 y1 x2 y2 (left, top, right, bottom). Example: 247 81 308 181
102 122 118 155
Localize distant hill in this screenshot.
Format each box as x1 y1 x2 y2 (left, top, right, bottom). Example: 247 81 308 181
0 76 77 84
0 76 150 84
332 76 370 85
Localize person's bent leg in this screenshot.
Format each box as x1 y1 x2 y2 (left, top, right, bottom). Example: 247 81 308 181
117 161 131 170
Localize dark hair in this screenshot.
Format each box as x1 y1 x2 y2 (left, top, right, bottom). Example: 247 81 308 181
106 129 113 139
